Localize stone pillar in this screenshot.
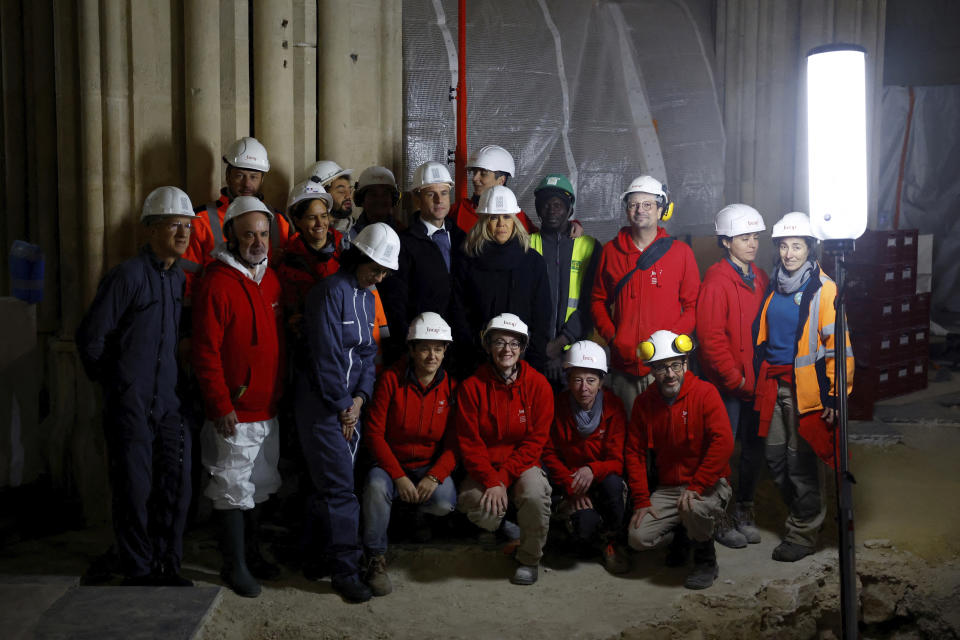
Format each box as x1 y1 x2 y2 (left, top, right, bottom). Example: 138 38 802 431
253 0 295 210
185 0 223 203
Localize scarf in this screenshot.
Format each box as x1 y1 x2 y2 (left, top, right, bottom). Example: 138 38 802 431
571 390 603 437
775 260 813 295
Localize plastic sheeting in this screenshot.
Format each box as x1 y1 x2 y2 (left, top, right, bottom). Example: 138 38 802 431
878 86 960 314
402 0 725 242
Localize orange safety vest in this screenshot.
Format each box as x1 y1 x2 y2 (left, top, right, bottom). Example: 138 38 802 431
755 268 854 414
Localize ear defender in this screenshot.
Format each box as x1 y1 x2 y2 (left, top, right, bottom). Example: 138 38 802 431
638 340 656 361
637 333 694 361
660 201 675 221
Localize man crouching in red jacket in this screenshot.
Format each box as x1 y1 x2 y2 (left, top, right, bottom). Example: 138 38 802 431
626 331 734 589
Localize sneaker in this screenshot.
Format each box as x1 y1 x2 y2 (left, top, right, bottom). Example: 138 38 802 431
364 554 393 597
602 543 630 575
714 513 748 549
331 574 373 603
772 540 815 562
733 503 761 544
510 563 538 585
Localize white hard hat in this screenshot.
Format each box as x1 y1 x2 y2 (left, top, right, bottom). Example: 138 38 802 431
412 161 454 190
481 312 529 344
467 145 515 176
563 340 608 374
638 330 695 365
772 212 818 239
352 222 400 271
620 175 667 203
406 311 453 342
141 186 196 221
222 136 270 172
355 166 399 207
308 160 352 186
287 179 334 213
715 203 766 237
223 195 273 229
476 185 521 215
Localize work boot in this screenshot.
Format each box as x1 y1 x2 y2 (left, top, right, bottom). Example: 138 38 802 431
155 562 193 587
772 540 815 562
714 512 748 549
510 562 539 585
665 526 691 567
244 506 281 580
218 509 261 598
364 554 393 596
684 539 719 590
733 503 761 544
331 574 373 603
602 542 630 575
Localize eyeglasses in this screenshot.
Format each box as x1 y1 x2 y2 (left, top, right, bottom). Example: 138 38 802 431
626 200 658 213
163 221 193 232
492 339 522 351
650 361 685 375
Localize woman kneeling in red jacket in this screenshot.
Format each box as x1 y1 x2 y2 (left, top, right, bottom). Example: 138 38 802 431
543 340 629 574
361 312 458 596
456 313 554 585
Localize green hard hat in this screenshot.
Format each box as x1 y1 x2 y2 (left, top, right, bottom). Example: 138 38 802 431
534 174 575 205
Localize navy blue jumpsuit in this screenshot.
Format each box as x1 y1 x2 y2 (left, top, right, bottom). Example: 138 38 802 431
295 270 377 578
76 246 191 578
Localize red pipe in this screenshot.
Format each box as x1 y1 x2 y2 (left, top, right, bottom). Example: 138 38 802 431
455 0 468 204
893 86 915 230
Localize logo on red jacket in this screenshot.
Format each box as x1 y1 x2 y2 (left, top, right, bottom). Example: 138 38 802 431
649 270 658 285
518 408 527 423
437 399 446 415
681 409 688 426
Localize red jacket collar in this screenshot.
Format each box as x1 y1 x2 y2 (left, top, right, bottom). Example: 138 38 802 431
612 225 670 255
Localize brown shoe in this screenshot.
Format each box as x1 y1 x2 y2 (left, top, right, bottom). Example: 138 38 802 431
364 554 393 596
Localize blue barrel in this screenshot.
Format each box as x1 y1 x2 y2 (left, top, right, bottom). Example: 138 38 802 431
9 240 45 304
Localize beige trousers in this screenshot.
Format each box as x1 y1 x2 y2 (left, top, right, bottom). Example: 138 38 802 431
458 466 552 566
628 478 732 549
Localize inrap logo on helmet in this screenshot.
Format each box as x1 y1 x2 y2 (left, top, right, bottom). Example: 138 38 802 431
495 196 504 209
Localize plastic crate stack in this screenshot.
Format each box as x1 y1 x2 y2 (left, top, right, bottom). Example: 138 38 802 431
837 229 930 420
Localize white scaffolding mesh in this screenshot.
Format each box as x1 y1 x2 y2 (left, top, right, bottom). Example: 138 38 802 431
402 0 725 241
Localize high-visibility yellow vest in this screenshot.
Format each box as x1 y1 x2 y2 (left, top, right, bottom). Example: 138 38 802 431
530 233 597 324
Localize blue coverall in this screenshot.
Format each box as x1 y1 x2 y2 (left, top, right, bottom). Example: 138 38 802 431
295 270 377 578
76 246 191 578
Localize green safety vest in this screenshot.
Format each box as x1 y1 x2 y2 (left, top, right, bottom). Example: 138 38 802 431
530 233 597 324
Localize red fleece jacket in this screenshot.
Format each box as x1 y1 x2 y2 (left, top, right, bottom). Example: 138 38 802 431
365 358 458 482
696 259 769 399
455 361 554 488
192 260 284 422
275 229 343 313
625 372 733 508
542 389 627 494
590 227 700 377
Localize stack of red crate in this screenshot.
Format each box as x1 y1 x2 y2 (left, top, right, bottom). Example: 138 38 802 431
836 229 929 419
